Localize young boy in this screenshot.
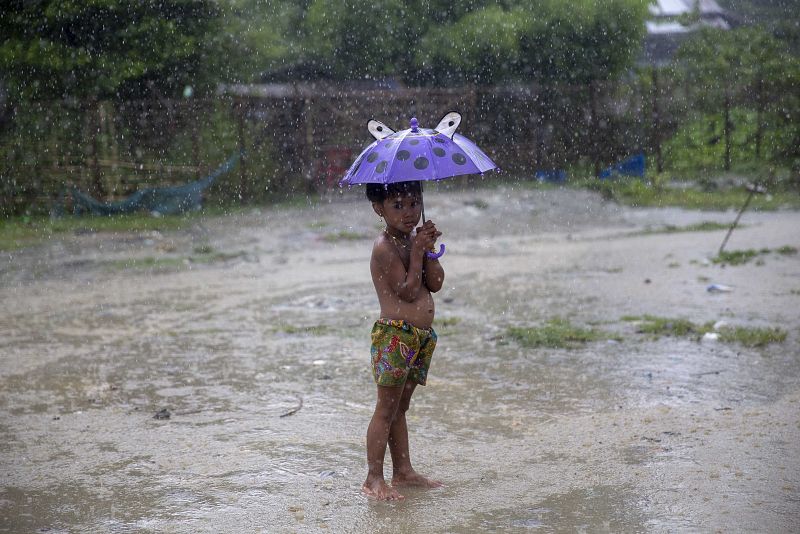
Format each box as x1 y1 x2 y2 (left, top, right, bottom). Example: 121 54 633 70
362 180 445 501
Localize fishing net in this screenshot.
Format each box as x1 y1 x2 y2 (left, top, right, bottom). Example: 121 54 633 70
68 153 240 216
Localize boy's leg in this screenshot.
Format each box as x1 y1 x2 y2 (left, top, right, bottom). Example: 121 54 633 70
388 381 444 489
387 380 416 475
363 384 405 500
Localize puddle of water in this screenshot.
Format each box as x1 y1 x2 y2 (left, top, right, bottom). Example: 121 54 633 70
2 190 799 532
473 486 647 533
0 483 166 533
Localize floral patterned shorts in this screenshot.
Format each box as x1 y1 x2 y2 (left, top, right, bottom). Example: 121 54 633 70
370 319 437 387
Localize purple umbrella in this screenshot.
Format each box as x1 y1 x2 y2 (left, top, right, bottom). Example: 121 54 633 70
340 112 498 258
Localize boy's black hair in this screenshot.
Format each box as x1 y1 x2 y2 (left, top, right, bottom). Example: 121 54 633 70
366 181 422 203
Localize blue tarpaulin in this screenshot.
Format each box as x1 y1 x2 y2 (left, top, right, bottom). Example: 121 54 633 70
69 153 240 216
599 153 646 179
535 170 567 183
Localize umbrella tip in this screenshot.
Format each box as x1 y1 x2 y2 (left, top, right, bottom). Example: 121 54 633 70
410 117 418 132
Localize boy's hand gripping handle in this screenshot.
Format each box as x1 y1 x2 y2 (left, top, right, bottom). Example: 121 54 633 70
420 187 444 259
426 244 445 259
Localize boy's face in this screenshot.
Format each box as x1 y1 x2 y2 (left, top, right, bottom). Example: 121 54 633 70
373 192 422 234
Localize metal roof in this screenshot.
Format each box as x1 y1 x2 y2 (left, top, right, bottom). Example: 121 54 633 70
648 0 726 17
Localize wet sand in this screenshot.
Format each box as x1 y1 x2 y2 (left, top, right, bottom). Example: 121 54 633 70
1 185 799 532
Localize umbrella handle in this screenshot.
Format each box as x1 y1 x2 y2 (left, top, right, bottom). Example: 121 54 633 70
426 244 446 260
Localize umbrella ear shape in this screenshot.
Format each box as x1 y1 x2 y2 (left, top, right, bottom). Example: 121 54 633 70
368 120 395 140
435 111 461 138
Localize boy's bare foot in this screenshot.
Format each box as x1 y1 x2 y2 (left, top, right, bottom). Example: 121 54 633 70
391 470 444 489
362 477 405 501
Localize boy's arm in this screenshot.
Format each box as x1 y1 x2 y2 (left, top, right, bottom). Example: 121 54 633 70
423 257 445 293
419 220 444 292
373 241 426 303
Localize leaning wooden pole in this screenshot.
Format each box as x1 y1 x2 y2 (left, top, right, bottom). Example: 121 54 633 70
718 183 766 256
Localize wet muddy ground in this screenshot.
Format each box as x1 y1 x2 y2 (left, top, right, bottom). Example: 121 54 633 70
1 185 799 532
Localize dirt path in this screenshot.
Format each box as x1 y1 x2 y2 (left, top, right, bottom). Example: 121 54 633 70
1 186 799 532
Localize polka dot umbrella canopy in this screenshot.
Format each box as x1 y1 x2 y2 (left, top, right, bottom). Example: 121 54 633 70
339 112 497 186
340 112 498 258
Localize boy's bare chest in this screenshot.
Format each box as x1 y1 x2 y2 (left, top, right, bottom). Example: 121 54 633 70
396 248 411 270
385 234 412 268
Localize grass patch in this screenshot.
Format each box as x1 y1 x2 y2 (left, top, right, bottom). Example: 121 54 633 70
638 221 731 235
105 256 186 270
322 230 367 243
307 220 329 230
436 317 462 327
712 246 798 265
678 221 730 232
189 251 244 264
632 315 713 337
624 315 787 347
464 199 490 209
104 250 243 271
717 326 787 347
278 324 330 336
193 244 214 255
267 192 323 211
506 318 617 349
0 213 201 251
581 177 800 210
712 249 760 265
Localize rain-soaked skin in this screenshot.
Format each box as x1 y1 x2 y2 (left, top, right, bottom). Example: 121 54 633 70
362 382 444 501
1 186 799 532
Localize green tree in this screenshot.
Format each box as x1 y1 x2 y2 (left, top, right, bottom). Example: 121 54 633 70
676 26 799 170
284 0 649 86
0 0 224 100
410 0 503 26
516 0 649 85
415 0 648 86
302 0 421 80
300 0 512 82
217 0 309 83
415 5 522 85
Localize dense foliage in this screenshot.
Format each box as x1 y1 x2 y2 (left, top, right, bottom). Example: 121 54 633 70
0 0 223 99
301 0 650 85
670 26 800 171
0 0 652 95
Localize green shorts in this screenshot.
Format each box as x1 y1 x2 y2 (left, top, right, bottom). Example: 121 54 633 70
370 319 437 387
